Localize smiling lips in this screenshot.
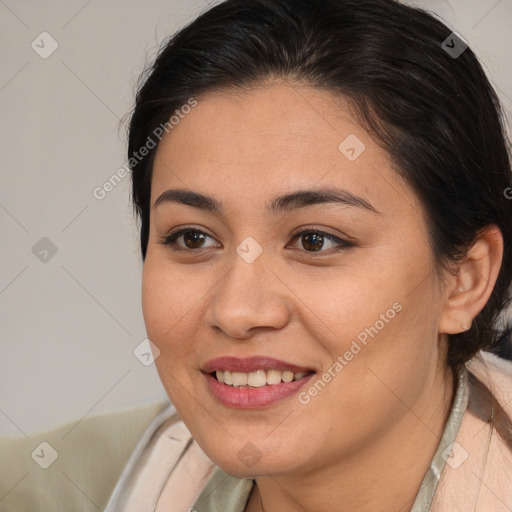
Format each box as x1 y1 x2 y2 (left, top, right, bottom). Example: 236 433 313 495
201 356 316 408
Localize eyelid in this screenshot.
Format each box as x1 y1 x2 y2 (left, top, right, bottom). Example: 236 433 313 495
289 224 354 243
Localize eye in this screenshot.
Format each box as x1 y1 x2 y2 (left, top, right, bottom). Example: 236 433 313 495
158 226 353 254
159 226 218 251
288 227 353 253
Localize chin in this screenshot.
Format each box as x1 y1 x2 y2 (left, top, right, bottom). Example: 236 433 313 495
200 442 301 479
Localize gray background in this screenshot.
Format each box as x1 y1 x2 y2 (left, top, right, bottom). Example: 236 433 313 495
1 0 511 437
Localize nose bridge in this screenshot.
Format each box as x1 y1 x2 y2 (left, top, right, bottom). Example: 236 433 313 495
206 246 290 338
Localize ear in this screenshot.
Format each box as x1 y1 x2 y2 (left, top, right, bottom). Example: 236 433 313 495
439 225 504 335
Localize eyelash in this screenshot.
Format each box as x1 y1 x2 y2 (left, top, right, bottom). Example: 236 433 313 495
158 225 354 255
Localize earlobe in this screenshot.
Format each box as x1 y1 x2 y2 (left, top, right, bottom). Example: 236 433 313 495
439 225 504 335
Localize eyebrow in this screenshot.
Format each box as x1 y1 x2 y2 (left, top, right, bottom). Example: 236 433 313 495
153 186 380 215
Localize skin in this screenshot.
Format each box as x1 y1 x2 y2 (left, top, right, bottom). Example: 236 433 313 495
141 81 495 512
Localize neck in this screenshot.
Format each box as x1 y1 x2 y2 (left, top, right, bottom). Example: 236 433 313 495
246 364 455 512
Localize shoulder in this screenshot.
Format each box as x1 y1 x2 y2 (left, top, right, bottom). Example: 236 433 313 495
435 351 512 510
466 350 512 414
103 404 217 512
0 398 171 512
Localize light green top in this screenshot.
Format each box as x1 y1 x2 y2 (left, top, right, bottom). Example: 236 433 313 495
192 366 469 512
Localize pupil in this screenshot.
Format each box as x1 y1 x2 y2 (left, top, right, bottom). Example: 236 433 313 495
184 231 205 249
303 233 323 251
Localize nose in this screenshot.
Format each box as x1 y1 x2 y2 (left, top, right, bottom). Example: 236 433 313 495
204 250 292 339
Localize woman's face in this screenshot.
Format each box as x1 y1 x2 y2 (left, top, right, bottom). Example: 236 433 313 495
142 82 451 478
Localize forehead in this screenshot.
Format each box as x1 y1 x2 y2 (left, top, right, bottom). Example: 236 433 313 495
151 82 420 220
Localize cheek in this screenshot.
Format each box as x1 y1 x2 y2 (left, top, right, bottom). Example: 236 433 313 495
323 285 442 432
141 264 194 410
141 257 201 341
141 257 216 408
297 260 407 349
306 250 443 403
141 260 193 388
141 264 168 344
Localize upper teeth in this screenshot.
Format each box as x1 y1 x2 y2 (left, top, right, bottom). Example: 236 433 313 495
215 369 308 387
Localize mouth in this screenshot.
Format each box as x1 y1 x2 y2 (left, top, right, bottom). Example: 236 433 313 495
201 356 317 408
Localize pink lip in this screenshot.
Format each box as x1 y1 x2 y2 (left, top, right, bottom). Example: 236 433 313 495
201 356 316 409
201 356 314 373
203 372 315 408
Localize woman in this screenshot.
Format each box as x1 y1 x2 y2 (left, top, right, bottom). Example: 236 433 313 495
105 0 512 510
